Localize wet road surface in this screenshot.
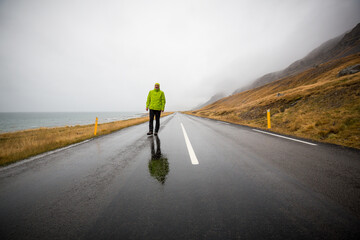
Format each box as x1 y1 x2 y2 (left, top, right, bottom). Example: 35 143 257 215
0 112 360 239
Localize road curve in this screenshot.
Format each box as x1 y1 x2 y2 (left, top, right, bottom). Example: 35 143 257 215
0 112 359 239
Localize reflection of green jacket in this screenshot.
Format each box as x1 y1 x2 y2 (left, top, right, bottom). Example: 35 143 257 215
146 89 166 111
149 157 169 184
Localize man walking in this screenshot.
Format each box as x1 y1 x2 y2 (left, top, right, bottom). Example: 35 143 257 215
146 83 166 136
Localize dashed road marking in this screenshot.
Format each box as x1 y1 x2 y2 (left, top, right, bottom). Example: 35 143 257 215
181 123 199 165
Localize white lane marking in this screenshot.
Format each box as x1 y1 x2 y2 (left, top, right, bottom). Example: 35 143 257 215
252 129 317 146
180 123 199 165
224 123 230 125
0 139 91 171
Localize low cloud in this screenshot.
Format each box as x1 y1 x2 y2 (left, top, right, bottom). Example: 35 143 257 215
1 0 359 111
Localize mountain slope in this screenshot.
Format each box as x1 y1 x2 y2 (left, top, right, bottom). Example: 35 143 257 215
234 23 360 93
186 53 360 149
192 93 226 110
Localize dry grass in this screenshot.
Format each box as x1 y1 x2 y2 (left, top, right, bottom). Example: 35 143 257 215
0 112 173 166
185 53 360 149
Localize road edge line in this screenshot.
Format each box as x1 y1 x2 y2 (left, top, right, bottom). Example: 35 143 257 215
252 129 317 146
0 139 92 172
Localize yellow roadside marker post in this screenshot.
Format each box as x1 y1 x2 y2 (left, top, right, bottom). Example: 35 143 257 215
94 117 98 135
267 109 271 129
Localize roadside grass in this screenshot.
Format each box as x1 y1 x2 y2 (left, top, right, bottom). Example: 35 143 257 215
0 112 173 166
185 54 360 149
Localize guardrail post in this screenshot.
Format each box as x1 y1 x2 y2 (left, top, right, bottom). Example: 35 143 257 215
267 109 271 129
94 117 98 135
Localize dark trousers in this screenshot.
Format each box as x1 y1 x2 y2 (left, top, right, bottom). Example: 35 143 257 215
149 109 161 132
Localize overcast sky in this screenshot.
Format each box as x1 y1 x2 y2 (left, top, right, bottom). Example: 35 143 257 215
0 0 359 112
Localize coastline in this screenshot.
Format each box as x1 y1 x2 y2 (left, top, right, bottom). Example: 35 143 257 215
0 112 173 167
0 112 148 134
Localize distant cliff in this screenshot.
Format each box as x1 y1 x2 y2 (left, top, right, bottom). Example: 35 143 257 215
234 23 360 94
192 92 226 110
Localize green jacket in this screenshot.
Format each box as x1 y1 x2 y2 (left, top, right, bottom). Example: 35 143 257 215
146 89 166 111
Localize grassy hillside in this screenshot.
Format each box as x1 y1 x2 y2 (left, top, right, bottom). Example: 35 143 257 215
186 54 360 149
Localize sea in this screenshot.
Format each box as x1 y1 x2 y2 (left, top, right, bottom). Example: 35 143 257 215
0 112 148 133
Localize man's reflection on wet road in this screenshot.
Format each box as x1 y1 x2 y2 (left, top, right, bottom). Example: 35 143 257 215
148 135 169 184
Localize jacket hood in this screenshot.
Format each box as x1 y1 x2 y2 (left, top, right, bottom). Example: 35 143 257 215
154 83 160 91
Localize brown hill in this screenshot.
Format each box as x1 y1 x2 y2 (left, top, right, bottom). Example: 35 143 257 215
186 53 360 149
234 23 360 93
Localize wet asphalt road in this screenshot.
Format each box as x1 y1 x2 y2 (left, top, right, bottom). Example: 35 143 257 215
0 112 360 239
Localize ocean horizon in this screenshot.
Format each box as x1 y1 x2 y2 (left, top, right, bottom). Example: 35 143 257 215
0 112 147 133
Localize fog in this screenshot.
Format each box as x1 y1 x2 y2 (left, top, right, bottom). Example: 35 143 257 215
1 0 359 112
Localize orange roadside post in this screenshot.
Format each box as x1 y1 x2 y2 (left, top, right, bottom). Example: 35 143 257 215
94 117 98 135
267 109 271 129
